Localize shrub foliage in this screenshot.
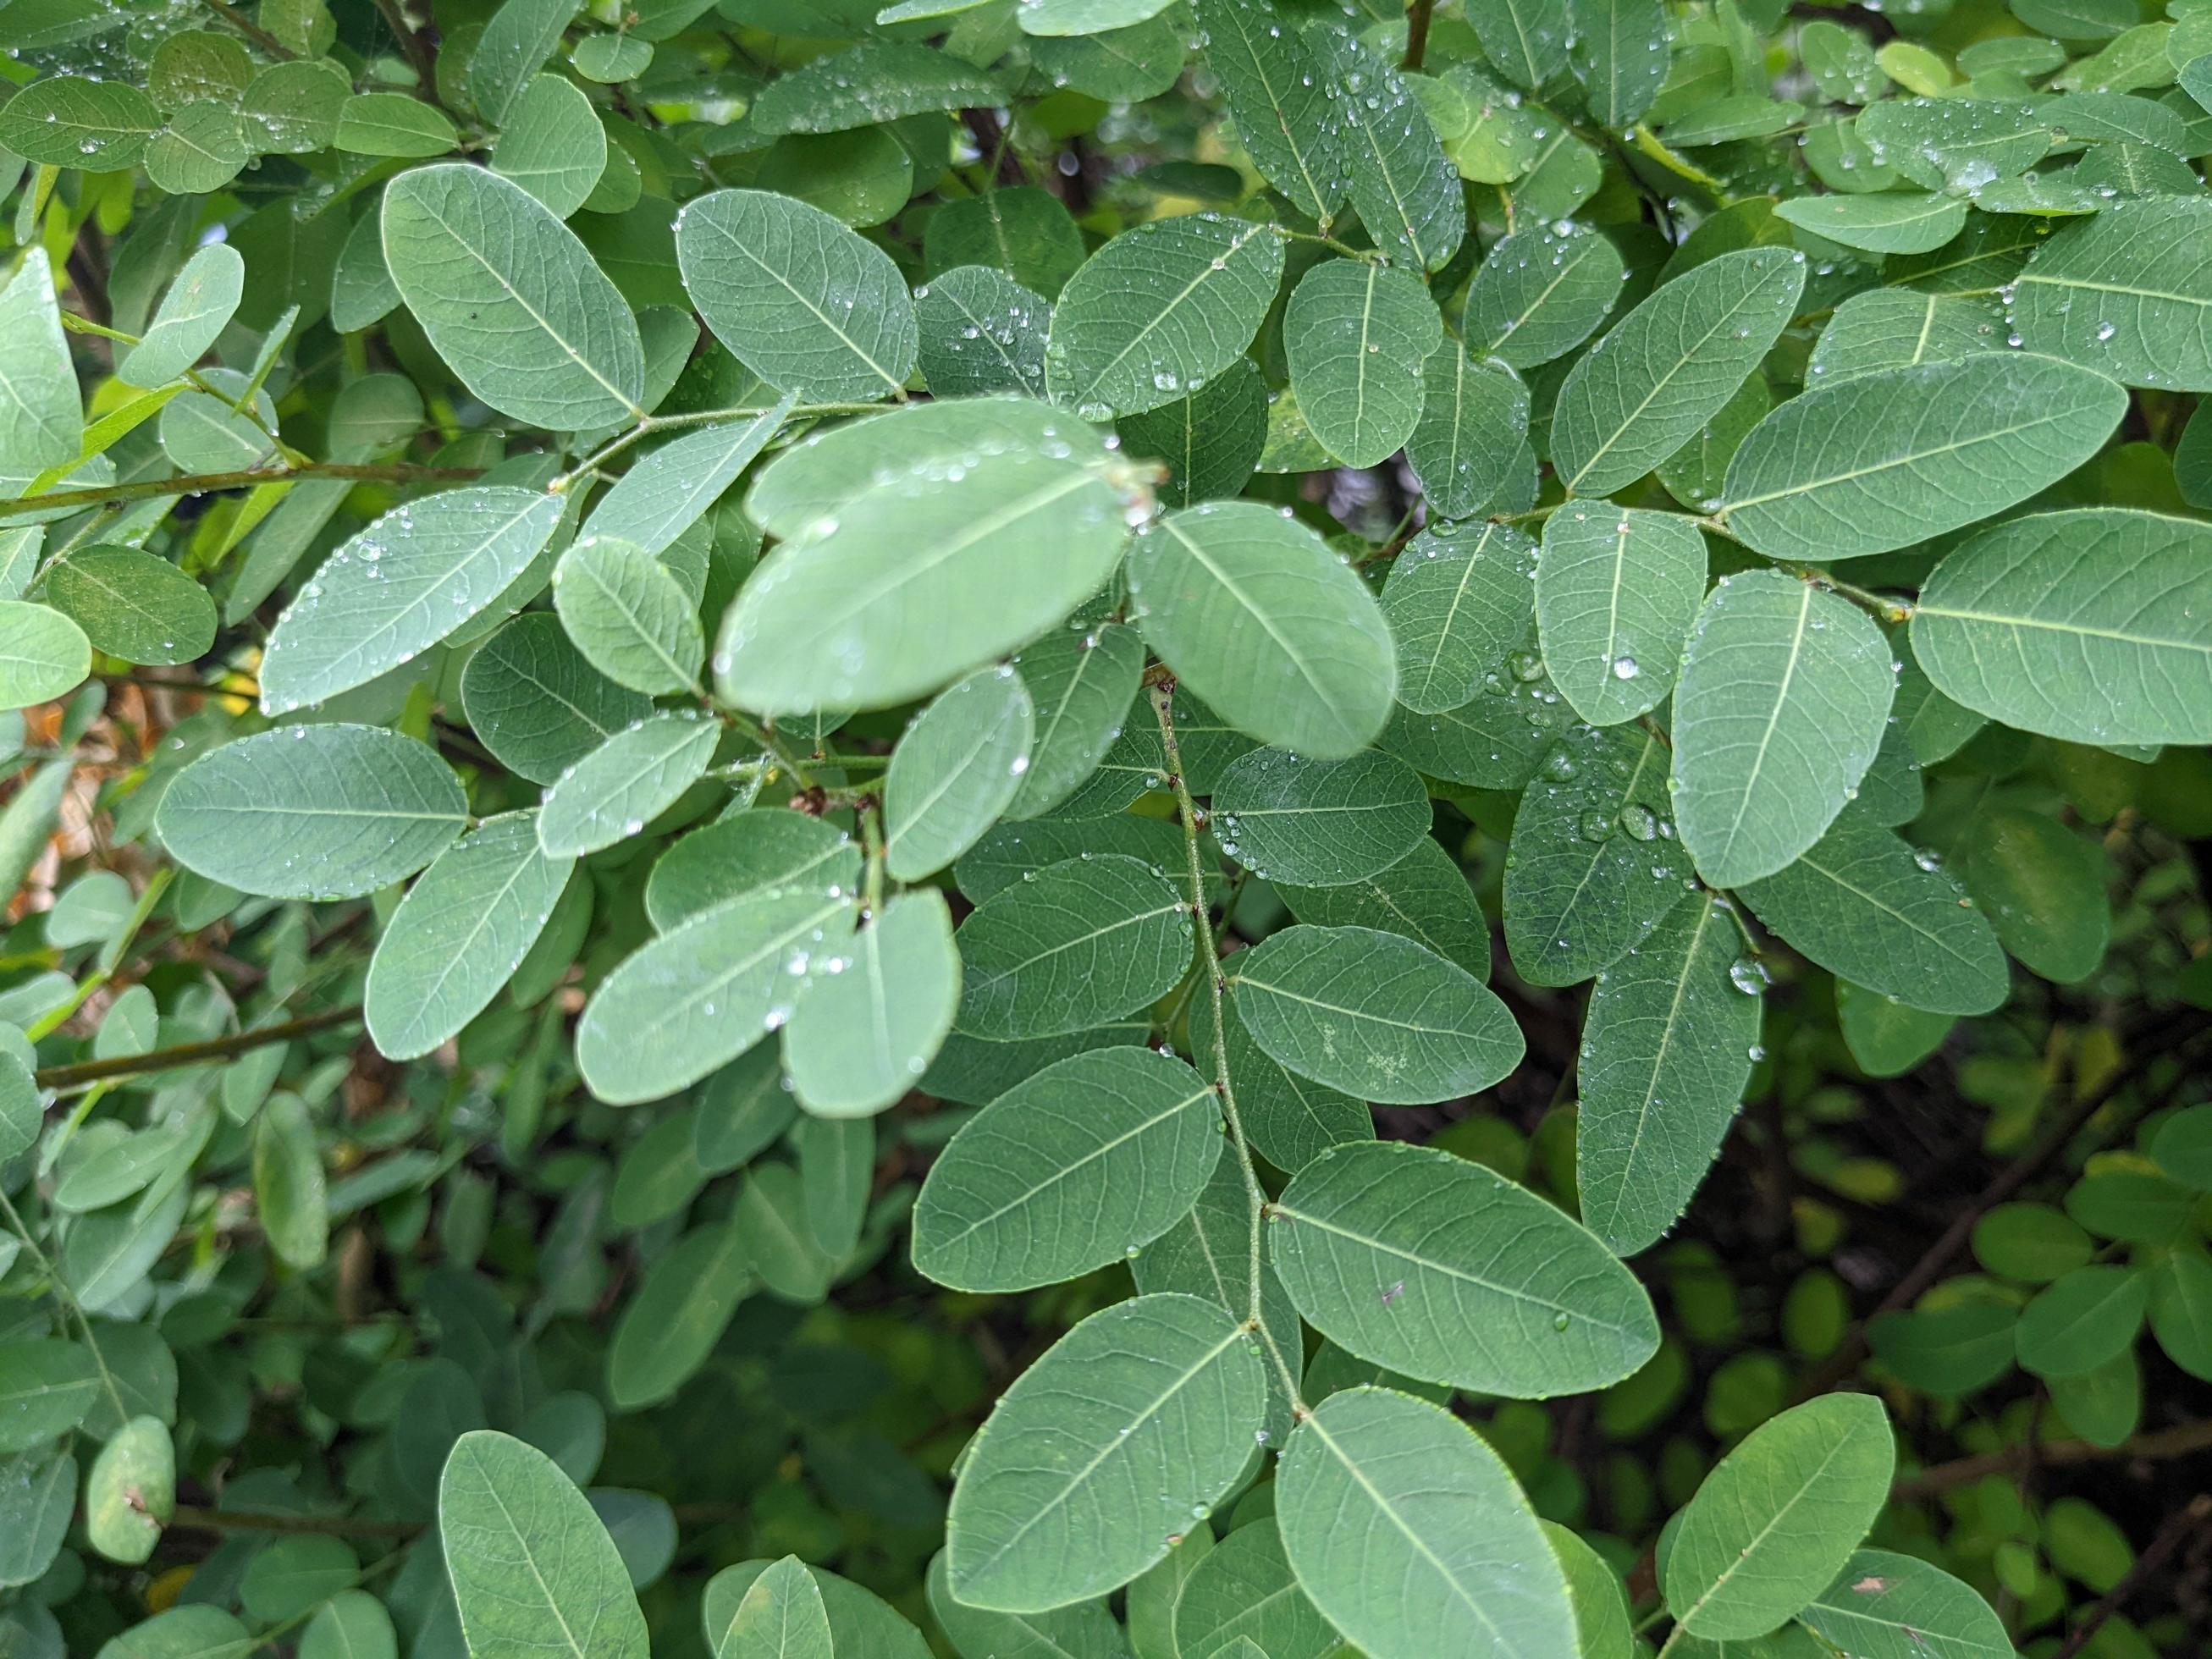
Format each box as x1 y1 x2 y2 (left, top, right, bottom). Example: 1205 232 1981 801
0 0 2209 1653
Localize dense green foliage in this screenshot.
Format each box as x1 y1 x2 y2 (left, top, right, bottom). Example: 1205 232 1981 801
0 0 2210 1653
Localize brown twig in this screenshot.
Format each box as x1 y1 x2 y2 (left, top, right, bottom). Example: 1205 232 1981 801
198 0 295 58
2049 1493 2212 1659
371 0 445 105
1893 1419 2212 1501
35 1006 361 1089
1402 0 1435 70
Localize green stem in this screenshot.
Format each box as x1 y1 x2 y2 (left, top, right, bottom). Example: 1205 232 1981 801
1150 684 1307 1414
0 463 483 521
553 400 890 491
35 1005 361 1090
0 1188 129 1421
199 0 295 57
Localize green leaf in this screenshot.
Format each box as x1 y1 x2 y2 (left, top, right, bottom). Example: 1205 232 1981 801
2010 196 2212 389
86 1417 174 1565
575 884 856 1104
383 163 643 430
538 710 719 857
471 0 579 124
0 1340 102 1452
1043 212 1284 417
1715 354 2126 563
925 1552 1125 1659
2151 1104 2212 1191
1959 806 2110 983
1552 249 1806 499
1318 29 1466 271
1464 222 1626 371
1005 621 1145 817
609 1216 753 1408
1277 1386 1571 1659
1536 505 1704 725
706 1561 931 1659
1381 521 1536 715
367 812 573 1060
262 487 562 713
253 1093 327 1271
720 437 1131 715
1194 0 1348 223
1663 1393 1895 1640
1546 1521 1635 1659
1231 924 1521 1104
1271 1139 1658 1394
490 74 608 218
1405 345 1530 521
1277 835 1491 979
2014 1264 2147 1378
782 890 961 1118
1807 289 2004 384
554 534 704 696
1172 1519 1341 1659
914 266 1051 400
1117 359 1269 508
1738 818 2012 1017
720 1555 833 1659
885 667 1035 880
119 242 243 389
335 91 457 157
750 41 1007 133
1211 747 1431 885
1672 570 1895 888
2149 1251 2212 1380
461 612 654 785
676 189 918 402
1798 1551 2012 1659
1568 0 1668 130
924 187 1087 300
0 1443 75 1592
157 725 467 901
0 251 80 472
1284 259 1442 467
0 601 91 708
944 1292 1266 1611
1773 192 1967 255
913 1046 1220 1290
440 1429 648 1659
1910 508 2212 746
36 547 215 669
955 852 1192 1039
0 77 160 169
585 401 793 559
1019 0 1174 33
300 1592 398 1659
1128 500 1397 758
648 809 860 932
1577 893 1761 1257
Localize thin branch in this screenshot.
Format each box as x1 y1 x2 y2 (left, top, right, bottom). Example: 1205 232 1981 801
1402 0 1435 71
2049 1493 2212 1659
371 0 446 107
1893 1419 2212 1501
35 1006 362 1089
0 463 483 521
1151 683 1306 1411
199 0 295 58
168 1505 422 1540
